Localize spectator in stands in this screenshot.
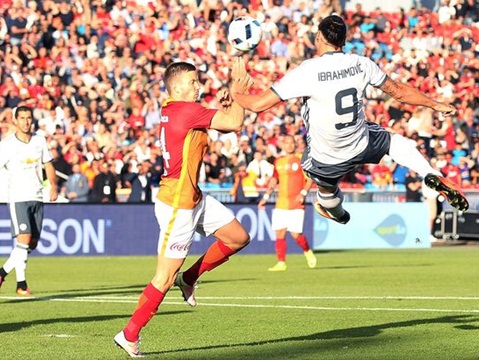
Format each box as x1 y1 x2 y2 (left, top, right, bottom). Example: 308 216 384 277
230 161 260 204
405 169 423 202
246 150 274 188
50 143 72 190
0 0 476 203
64 163 90 203
204 152 227 185
237 134 254 165
90 159 117 203
126 161 153 203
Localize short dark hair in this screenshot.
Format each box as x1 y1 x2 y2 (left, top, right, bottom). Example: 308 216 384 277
14 105 33 119
318 15 347 48
164 62 196 94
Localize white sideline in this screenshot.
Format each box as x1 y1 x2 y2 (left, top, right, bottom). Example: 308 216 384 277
1 295 479 313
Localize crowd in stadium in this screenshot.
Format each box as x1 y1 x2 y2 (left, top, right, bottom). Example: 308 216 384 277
0 0 478 203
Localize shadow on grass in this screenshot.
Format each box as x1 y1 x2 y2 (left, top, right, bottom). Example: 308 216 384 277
150 314 479 356
0 311 190 334
0 284 146 304
0 277 257 304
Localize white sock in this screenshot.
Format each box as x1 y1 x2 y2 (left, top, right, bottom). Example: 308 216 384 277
2 243 27 274
13 243 29 282
388 134 441 178
316 188 346 218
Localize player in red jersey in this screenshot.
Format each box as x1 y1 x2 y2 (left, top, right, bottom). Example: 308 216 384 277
114 61 252 357
258 135 316 271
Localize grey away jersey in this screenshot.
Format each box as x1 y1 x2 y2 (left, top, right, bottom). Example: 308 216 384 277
0 133 53 202
272 51 387 165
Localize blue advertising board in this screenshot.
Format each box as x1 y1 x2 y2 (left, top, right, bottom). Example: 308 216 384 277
313 203 431 249
0 204 312 256
0 202 429 257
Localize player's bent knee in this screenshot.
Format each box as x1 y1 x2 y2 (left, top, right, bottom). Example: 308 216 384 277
317 192 343 208
151 275 176 293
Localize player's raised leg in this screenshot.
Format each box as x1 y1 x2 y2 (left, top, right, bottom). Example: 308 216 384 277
179 217 250 304
424 174 469 211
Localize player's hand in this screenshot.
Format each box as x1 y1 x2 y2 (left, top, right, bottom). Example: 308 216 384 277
232 56 247 80
50 187 58 202
258 198 267 210
231 57 253 95
433 103 456 117
217 88 232 109
295 194 306 205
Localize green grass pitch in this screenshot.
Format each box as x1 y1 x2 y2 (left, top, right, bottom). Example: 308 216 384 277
0 247 478 359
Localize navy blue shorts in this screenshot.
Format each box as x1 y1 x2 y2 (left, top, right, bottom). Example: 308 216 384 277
304 122 391 189
8 201 44 239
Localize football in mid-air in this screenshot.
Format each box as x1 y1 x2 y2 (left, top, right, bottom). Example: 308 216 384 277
227 16 263 52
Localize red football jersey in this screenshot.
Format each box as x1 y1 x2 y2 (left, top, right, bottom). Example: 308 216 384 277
157 100 217 209
272 153 307 210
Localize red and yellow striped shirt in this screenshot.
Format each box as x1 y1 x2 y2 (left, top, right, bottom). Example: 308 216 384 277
157 100 217 209
273 153 307 210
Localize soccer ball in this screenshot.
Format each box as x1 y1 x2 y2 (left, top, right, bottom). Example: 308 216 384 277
227 16 263 52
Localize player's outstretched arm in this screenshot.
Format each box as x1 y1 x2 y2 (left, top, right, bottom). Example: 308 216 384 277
210 76 253 132
230 57 282 113
379 76 456 117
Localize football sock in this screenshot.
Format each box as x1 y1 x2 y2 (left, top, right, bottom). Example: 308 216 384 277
317 187 346 219
275 238 287 262
388 133 441 177
2 243 29 281
182 240 236 286
124 283 165 342
13 243 29 283
294 234 310 252
17 280 27 291
0 267 7 279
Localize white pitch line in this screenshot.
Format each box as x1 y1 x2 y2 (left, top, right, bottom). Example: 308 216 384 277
1 296 478 314
2 295 479 301
50 295 479 301
173 296 479 301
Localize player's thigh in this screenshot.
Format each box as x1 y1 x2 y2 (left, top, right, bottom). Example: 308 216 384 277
8 201 42 240
272 208 305 233
154 200 204 259
201 195 249 246
197 195 235 237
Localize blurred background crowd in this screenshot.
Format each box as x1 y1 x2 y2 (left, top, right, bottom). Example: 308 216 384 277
0 0 478 203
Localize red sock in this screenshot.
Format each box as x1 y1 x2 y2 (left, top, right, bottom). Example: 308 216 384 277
295 234 310 252
123 283 165 342
275 238 286 262
183 241 236 285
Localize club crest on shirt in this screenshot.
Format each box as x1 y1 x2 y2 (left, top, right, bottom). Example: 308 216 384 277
24 157 39 164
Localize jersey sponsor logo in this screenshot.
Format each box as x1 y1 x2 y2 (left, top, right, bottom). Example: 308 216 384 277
24 157 39 164
318 63 363 82
170 242 191 252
